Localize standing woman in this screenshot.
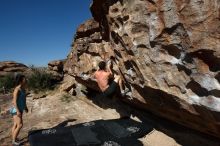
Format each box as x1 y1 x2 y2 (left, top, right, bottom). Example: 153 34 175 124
10 74 28 145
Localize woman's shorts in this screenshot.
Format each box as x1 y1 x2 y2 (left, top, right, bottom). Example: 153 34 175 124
102 81 118 97
9 107 22 116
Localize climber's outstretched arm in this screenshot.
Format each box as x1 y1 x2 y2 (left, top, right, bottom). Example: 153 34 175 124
90 72 97 81
106 60 113 77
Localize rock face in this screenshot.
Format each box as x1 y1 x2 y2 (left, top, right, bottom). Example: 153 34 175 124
0 61 29 77
64 0 220 138
48 60 65 73
48 59 65 81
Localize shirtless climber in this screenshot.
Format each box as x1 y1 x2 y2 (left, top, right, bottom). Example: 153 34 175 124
93 60 129 97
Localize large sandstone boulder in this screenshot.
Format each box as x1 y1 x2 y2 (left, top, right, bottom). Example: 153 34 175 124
64 0 220 138
0 61 29 77
47 59 65 81
48 59 65 73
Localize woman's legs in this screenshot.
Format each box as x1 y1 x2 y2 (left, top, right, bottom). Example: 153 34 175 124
12 114 23 142
12 117 17 138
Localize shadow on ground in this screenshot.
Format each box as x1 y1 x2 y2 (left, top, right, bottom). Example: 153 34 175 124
84 89 220 146
16 89 220 146
28 118 153 146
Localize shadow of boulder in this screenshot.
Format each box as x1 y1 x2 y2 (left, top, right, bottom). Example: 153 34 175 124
28 118 153 146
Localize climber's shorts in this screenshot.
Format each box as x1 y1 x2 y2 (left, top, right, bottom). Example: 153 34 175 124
102 81 118 98
9 107 23 116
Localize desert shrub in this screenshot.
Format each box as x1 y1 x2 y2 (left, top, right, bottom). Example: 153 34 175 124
0 66 57 93
28 67 55 92
0 74 15 93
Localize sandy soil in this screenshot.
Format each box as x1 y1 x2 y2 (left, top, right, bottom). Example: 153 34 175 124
0 92 220 146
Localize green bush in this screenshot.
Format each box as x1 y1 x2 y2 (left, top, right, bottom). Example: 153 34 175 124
28 67 55 92
0 74 15 93
0 66 56 94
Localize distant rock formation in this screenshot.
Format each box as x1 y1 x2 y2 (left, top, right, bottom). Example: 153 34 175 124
48 60 65 73
47 59 65 82
63 0 220 138
0 61 29 77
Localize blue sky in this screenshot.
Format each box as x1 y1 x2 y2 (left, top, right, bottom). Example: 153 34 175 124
0 0 92 66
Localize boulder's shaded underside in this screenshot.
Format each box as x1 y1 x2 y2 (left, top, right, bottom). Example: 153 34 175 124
64 0 220 138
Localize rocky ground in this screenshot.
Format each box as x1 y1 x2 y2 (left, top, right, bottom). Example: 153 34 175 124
0 91 219 146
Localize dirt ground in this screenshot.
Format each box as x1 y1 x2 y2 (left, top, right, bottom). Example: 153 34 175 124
0 92 220 146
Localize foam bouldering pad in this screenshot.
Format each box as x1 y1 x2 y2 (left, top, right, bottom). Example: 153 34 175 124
28 118 153 146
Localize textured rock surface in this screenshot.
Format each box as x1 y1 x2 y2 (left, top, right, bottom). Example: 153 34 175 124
0 61 29 77
48 59 65 73
64 0 220 138
47 59 65 81
59 75 76 92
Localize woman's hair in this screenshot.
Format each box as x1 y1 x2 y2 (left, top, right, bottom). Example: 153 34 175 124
15 74 26 86
98 61 106 70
